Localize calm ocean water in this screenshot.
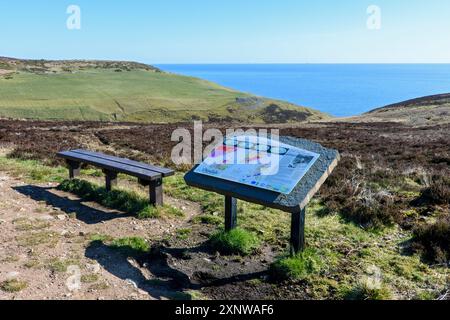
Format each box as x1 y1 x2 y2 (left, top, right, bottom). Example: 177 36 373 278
156 64 450 117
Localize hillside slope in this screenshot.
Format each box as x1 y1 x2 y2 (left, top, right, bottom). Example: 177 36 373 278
0 57 328 123
360 93 450 125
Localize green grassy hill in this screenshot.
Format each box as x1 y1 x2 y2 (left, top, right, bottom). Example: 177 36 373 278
0 57 328 123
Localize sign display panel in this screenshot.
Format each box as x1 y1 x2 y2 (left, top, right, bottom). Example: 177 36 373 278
194 135 320 194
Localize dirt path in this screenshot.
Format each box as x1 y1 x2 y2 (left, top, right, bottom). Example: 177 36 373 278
0 173 202 300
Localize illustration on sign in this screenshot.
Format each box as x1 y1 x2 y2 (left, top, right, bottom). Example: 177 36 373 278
195 135 320 194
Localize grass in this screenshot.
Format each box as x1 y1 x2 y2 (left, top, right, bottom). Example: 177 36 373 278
0 279 28 293
166 173 291 245
57 179 182 219
0 156 66 183
192 214 223 225
13 218 50 231
81 274 100 283
110 237 150 255
176 228 192 240
210 228 261 256
89 233 115 243
270 249 325 281
0 64 327 123
46 258 80 273
342 281 393 300
16 231 59 247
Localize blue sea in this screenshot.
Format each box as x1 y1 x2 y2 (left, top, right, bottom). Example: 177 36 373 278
156 64 450 117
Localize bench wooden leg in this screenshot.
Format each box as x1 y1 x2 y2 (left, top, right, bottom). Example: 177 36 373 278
104 170 118 191
290 206 306 255
149 179 163 206
66 160 81 179
225 196 237 231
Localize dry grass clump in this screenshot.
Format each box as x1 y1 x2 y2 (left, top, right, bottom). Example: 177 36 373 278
413 214 450 263
320 158 402 229
415 173 450 206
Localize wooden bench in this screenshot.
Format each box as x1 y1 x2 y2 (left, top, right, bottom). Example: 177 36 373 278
56 149 174 206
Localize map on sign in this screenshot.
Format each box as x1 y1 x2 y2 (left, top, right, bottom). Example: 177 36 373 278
194 135 320 194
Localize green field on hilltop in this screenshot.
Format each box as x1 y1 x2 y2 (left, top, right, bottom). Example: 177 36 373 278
0 59 328 123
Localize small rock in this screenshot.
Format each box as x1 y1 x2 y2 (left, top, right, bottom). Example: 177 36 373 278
125 279 138 289
86 263 101 273
212 212 219 216
203 258 212 263
57 214 66 221
181 206 187 211
6 271 20 279
38 215 54 221
60 230 69 236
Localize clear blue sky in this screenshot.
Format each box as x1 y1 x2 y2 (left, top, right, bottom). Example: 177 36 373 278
1 0 449 63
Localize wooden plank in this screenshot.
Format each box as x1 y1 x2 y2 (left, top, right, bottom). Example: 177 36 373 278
57 151 162 181
71 149 174 177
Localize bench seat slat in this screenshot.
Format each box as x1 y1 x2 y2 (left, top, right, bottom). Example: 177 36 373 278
71 149 174 177
57 151 162 181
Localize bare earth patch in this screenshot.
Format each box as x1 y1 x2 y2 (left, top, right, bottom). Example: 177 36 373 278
0 174 202 300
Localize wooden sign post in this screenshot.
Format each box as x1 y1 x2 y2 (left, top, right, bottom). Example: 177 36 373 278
185 136 339 254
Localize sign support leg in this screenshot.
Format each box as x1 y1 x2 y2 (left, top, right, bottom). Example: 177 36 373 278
225 196 237 231
290 206 306 255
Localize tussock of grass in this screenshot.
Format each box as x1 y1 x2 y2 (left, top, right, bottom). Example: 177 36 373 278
58 179 182 219
89 233 114 243
413 215 450 263
270 249 324 281
176 228 192 240
192 214 223 226
341 281 393 300
111 237 150 255
81 274 100 283
46 258 80 273
0 279 28 293
210 228 261 256
416 175 450 205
